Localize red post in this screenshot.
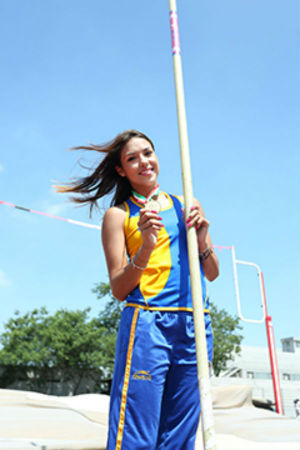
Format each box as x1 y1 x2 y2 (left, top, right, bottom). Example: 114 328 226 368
260 272 284 414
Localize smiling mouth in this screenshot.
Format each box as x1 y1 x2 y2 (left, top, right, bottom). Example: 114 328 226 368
139 168 153 175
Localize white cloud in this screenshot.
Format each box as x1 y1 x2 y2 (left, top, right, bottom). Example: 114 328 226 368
0 269 12 287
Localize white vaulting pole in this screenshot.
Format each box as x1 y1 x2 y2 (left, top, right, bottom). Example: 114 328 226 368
168 1 217 449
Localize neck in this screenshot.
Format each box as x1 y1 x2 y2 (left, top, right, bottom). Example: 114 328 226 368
131 184 160 203
131 184 159 199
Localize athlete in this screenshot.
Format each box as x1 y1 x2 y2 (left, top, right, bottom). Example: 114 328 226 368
57 129 219 450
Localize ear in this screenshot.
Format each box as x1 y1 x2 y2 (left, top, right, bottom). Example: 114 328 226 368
115 165 126 177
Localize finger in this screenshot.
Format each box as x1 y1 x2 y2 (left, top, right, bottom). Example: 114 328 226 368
139 220 163 232
186 213 199 224
139 213 162 227
187 216 209 229
186 218 198 228
186 212 201 226
139 210 161 222
186 207 201 220
140 208 159 215
139 218 164 230
141 223 164 232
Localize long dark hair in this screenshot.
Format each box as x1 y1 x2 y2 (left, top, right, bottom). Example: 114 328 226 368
56 129 155 215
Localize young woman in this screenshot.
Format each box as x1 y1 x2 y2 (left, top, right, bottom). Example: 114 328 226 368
57 129 219 450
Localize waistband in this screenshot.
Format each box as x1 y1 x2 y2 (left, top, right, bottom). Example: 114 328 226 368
125 302 210 314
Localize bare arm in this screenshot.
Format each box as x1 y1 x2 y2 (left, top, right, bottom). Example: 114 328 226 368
101 206 162 301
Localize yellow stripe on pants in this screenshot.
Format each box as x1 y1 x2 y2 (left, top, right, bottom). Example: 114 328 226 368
115 307 139 450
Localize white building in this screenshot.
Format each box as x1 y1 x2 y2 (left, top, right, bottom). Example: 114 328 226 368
211 337 300 417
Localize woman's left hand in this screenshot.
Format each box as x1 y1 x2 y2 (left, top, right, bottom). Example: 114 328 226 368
183 198 219 281
186 203 210 250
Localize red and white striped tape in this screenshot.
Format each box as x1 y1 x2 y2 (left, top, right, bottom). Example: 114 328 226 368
0 200 101 230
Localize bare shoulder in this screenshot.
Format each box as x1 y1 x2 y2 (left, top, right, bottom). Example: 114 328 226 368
115 203 126 212
102 205 126 229
102 205 127 275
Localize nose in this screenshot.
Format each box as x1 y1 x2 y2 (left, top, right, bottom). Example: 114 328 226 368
139 153 148 165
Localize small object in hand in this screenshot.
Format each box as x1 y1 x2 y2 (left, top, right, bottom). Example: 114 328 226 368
145 198 161 212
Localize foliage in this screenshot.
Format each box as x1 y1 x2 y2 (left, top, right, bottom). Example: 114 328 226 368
210 302 243 376
92 282 124 334
0 307 111 394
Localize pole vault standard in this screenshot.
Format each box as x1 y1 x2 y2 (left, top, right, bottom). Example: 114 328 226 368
230 246 284 414
168 2 217 449
215 245 284 415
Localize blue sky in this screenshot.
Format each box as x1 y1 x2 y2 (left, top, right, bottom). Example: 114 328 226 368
0 0 299 351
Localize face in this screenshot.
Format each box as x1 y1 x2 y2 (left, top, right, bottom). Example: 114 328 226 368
116 137 159 194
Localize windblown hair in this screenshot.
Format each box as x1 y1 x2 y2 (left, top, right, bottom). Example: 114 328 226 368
56 129 155 216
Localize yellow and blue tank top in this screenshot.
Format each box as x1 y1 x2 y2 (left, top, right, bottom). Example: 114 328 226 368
123 193 208 312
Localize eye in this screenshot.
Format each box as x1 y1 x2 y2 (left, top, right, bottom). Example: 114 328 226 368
127 156 135 162
145 150 153 156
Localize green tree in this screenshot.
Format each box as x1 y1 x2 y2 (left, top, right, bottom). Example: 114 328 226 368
0 307 112 394
93 282 243 377
91 282 124 378
93 282 124 334
209 302 243 376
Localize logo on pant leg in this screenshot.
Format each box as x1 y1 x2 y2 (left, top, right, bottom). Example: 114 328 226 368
132 370 152 381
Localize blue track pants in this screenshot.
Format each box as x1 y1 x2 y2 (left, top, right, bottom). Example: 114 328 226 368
106 306 213 450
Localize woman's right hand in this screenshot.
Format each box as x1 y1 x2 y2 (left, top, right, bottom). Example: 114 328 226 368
138 209 163 250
